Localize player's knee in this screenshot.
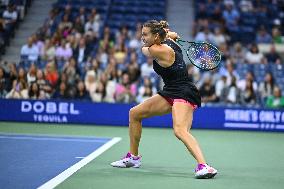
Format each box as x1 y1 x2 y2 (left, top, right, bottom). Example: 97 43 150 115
173 127 187 140
129 107 142 121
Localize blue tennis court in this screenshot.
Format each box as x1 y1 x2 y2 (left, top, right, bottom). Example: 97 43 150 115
0 134 121 189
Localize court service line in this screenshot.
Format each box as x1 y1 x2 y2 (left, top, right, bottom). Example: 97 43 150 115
0 135 109 143
37 137 122 189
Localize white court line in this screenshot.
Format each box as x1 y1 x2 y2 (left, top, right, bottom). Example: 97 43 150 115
224 122 259 129
37 137 121 189
0 135 109 143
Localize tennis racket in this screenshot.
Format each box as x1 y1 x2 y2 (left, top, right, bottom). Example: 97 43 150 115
176 39 222 71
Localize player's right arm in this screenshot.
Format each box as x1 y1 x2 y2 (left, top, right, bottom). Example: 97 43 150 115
141 46 152 57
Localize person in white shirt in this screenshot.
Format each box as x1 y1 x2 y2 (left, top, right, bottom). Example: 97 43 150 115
140 57 155 78
2 4 18 23
20 37 39 62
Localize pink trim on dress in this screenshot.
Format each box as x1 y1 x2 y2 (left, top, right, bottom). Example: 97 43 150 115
163 96 198 110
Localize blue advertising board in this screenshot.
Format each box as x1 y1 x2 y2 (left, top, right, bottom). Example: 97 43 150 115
0 99 284 132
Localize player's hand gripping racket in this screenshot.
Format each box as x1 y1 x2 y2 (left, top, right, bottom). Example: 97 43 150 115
176 39 221 70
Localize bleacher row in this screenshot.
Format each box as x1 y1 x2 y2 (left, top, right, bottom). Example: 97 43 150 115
18 0 166 75
194 0 283 44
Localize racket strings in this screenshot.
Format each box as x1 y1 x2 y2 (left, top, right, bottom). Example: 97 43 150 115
186 43 221 70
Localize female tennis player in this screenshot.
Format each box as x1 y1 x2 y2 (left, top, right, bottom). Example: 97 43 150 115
111 20 217 179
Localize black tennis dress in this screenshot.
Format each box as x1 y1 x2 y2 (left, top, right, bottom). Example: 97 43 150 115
153 39 201 107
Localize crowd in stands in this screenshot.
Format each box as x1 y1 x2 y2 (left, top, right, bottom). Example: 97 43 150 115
0 0 32 55
0 0 284 109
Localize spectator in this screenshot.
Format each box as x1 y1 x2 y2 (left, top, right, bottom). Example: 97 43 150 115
115 72 136 103
44 61 58 87
84 14 100 35
52 81 69 99
212 27 226 46
26 63 37 85
75 80 91 101
0 67 8 97
36 69 51 98
237 71 257 91
140 57 155 78
73 38 90 63
195 27 215 43
91 81 106 102
256 26 272 44
6 79 28 99
199 76 217 104
55 39 73 61
272 27 283 44
265 44 281 64
240 79 257 105
266 86 284 108
245 43 264 64
41 38 56 61
220 76 241 104
137 77 157 103
258 72 275 101
28 82 40 99
84 70 97 94
222 2 240 30
2 3 18 26
20 37 40 62
215 74 227 102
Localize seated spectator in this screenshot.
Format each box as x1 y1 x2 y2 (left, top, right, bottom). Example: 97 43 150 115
41 38 56 61
141 57 155 78
75 80 91 101
115 72 136 103
199 76 217 104
91 81 106 102
84 14 100 35
28 82 40 99
240 79 257 105
84 70 97 94
27 64 37 85
6 79 28 99
0 67 8 97
245 43 264 64
44 61 58 87
20 37 40 62
195 27 214 43
265 44 281 64
215 74 227 102
137 77 157 103
2 4 18 25
256 26 272 44
55 39 73 61
220 76 241 104
258 72 275 101
222 2 240 30
212 27 226 46
52 81 69 99
237 71 257 91
73 38 90 63
272 27 283 44
230 42 246 63
36 69 51 98
266 86 284 108
17 67 27 87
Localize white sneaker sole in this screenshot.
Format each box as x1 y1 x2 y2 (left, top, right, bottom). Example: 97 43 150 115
195 172 217 179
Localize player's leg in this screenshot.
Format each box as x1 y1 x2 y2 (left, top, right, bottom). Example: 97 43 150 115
172 102 217 178
172 102 206 163
111 94 171 168
129 94 172 156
